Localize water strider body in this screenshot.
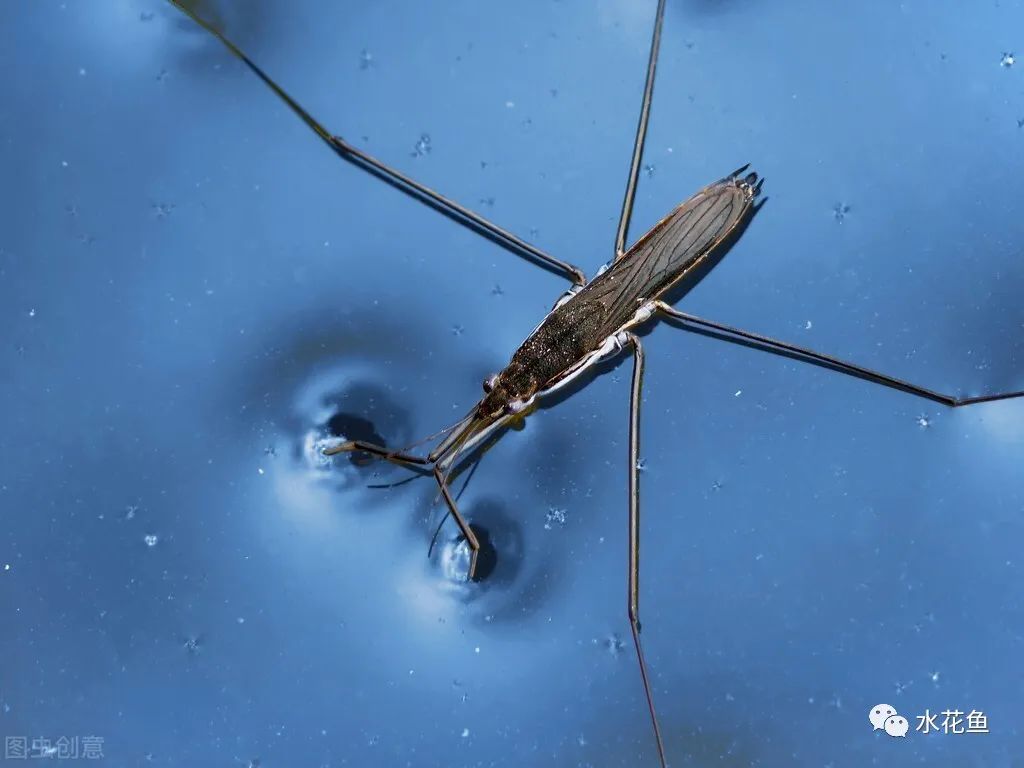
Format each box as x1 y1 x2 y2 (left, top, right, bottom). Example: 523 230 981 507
169 2 1024 766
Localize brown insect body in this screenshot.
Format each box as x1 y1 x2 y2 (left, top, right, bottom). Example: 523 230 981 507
480 170 761 420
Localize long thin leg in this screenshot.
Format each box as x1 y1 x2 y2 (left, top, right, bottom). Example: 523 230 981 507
168 0 587 287
614 0 668 260
654 302 1024 406
433 466 481 580
623 332 668 768
323 439 430 467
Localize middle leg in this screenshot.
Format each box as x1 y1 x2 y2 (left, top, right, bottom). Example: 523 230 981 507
622 331 668 768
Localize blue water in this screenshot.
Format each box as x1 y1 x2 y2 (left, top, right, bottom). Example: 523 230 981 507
2 1 1023 766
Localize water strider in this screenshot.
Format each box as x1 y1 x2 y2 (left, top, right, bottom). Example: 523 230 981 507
170 2 1024 765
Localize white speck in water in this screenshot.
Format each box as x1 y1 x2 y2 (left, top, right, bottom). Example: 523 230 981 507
930 670 941 684
505 100 515 108
804 320 813 330
1000 51 1015 67
3 564 9 571
411 133 432 157
61 161 68 168
78 67 86 76
461 728 470 738
28 308 35 318
917 414 932 428
474 646 480 654
237 617 245 624
734 390 742 397
257 467 265 475
544 507 567 529
598 634 625 657
144 534 158 547
359 49 373 69
577 734 587 747
643 164 655 178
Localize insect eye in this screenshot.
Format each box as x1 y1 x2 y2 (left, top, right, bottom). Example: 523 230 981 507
483 374 498 393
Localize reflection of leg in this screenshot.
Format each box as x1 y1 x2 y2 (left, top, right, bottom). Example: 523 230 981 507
655 301 1024 407
433 466 481 580
168 1 586 287
614 0 667 260
623 332 668 768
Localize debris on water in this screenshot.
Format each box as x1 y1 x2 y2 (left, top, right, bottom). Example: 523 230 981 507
577 734 587 747
594 633 625 657
643 163 656 178
711 480 723 491
544 507 567 529
451 324 464 336
917 414 932 429
505 100 515 108
359 49 373 70
635 458 648 472
156 69 168 82
491 284 504 296
1017 117 1024 129
479 197 495 207
182 635 202 655
144 534 158 547
832 203 851 222
1000 51 1015 67
123 505 138 521
263 445 276 458
411 133 431 157
140 11 154 21
152 202 175 218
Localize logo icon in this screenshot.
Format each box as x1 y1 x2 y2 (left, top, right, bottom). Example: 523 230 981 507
884 714 909 737
869 704 907 737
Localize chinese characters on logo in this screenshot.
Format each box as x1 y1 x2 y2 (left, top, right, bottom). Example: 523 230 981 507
4 736 104 760
870 704 989 738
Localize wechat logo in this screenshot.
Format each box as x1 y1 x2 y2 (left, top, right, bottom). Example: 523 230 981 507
869 704 909 737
